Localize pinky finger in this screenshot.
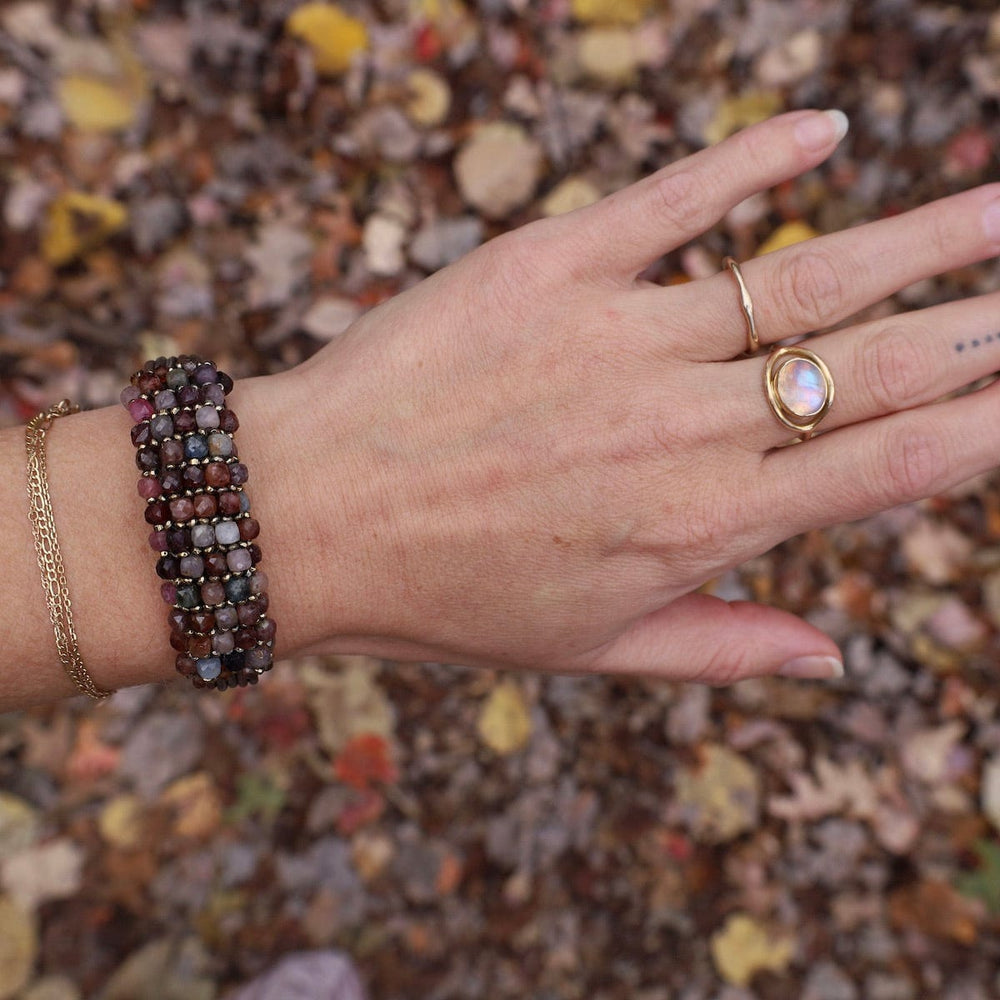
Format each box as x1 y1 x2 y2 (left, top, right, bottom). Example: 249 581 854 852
763 375 1000 538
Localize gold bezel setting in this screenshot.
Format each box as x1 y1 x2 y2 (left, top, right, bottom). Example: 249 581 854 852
763 345 834 441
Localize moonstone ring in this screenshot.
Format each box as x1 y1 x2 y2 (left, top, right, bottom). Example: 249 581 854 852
763 345 835 442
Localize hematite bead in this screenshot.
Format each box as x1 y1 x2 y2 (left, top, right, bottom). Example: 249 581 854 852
192 493 217 518
176 583 200 609
156 555 179 579
203 551 228 577
218 491 241 515
219 409 239 433
159 438 184 465
229 462 248 485
225 576 251 603
167 526 191 553
136 447 159 472
190 610 215 632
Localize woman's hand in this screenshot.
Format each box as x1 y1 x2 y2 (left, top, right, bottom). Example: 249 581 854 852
292 109 1000 685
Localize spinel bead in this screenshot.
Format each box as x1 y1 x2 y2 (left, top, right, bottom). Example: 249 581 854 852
196 656 222 681
225 576 251 603
215 520 241 545
227 548 253 573
154 389 177 410
195 406 220 428
138 477 162 500
127 398 155 422
121 385 141 407
191 523 215 548
214 605 239 630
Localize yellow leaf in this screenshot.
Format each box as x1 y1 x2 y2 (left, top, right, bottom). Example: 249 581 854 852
287 2 368 76
406 67 451 126
572 0 652 24
161 772 222 840
477 680 532 755
57 75 139 132
541 176 602 217
41 191 127 267
99 795 146 850
710 913 794 987
755 220 822 257
0 895 37 1000
704 90 784 145
675 744 760 844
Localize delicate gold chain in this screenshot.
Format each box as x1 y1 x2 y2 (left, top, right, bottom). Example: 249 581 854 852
25 400 116 701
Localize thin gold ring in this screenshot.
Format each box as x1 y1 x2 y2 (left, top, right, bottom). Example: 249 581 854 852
763 345 835 442
723 256 759 355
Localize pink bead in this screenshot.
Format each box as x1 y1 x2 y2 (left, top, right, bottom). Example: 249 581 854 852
149 529 168 552
127 398 155 422
160 581 177 604
138 477 162 500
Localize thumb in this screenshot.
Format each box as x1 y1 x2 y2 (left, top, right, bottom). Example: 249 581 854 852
586 593 844 685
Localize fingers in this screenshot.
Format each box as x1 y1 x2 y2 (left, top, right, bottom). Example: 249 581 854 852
645 182 1000 362
761 374 1000 542
583 593 843 683
720 289 1000 450
540 109 849 286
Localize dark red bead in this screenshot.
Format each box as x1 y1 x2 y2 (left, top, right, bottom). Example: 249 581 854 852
217 490 241 515
131 422 152 447
176 383 200 407
160 438 184 465
201 580 226 605
183 464 205 488
190 610 215 632
255 617 276 643
173 410 196 434
137 371 162 394
238 517 259 541
169 496 195 521
204 461 231 488
149 529 168 552
161 468 184 493
237 601 262 627
235 628 257 651
248 543 262 564
145 499 171 525
170 629 188 652
203 551 228 576
192 493 217 517
201 383 225 406
166 526 191 553
219 409 239 433
187 633 213 658
255 592 269 614
175 654 197 678
192 361 217 385
217 371 234 394
167 608 188 632
136 447 159 472
156 555 180 579
229 463 248 486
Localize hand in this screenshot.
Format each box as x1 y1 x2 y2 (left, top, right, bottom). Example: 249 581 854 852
292 109 1000 685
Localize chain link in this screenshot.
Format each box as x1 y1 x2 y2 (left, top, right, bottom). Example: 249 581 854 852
25 400 116 701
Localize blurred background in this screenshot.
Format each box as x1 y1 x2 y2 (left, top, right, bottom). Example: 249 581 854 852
1 1 1000 998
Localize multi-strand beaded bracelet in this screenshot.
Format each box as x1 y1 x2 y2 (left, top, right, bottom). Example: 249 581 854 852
120 354 276 691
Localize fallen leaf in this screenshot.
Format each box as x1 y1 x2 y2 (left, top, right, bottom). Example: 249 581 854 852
333 733 398 790
704 90 784 145
56 75 138 132
65 717 120 783
710 912 794 986
0 794 40 856
454 122 544 220
674 744 759 843
225 772 286 825
0 894 37 1000
99 795 147 850
955 839 1000 915
1 839 84 911
578 27 639 85
754 220 821 257
768 755 878 822
286 2 368 76
572 0 652 24
889 878 982 944
160 772 222 840
477 680 532 755
41 191 128 267
405 67 451 126
541 176 602 217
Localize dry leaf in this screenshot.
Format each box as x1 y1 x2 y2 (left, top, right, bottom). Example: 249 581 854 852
1 839 84 911
710 912 794 986
572 0 652 24
405 67 451 126
0 894 37 1000
755 220 821 257
333 733 398 790
541 176 601 217
704 90 784 145
674 744 759 843
42 191 127 266
56 75 138 132
160 772 222 840
99 795 147 850
286 3 368 76
477 680 532 755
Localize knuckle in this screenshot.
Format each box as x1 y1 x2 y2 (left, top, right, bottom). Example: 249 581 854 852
474 229 549 321
864 323 930 413
775 248 845 329
650 168 706 237
881 425 949 502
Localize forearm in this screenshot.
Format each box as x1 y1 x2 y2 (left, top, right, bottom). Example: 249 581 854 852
0 365 341 713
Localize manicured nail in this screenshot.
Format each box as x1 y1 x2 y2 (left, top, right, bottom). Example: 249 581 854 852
777 655 845 680
983 199 1000 244
794 109 849 151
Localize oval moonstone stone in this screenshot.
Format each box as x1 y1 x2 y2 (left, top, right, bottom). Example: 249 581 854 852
775 358 827 417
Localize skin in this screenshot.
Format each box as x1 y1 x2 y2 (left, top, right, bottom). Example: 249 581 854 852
3 109 999 712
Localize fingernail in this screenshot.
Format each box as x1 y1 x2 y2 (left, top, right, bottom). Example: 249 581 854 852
777 655 845 680
983 199 1000 244
794 109 849 151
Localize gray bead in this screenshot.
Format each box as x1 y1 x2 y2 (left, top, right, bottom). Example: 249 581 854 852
166 368 190 389
207 431 233 457
215 520 241 545
184 434 208 459
238 491 250 513
150 414 173 440
225 575 251 603
179 555 204 578
245 645 273 670
176 584 199 609
212 631 235 654
214 604 239 630
195 405 220 429
202 383 225 406
190 523 216 548
227 548 253 573
154 389 177 410
196 656 222 680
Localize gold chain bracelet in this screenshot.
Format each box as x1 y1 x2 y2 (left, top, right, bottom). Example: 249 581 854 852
25 399 116 701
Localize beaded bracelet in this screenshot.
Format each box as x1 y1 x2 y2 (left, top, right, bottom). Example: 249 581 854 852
120 355 276 691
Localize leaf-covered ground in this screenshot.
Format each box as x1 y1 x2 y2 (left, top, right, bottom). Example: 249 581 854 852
2 1 1000 998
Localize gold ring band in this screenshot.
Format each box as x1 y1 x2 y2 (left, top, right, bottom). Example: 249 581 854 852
763 345 835 442
723 256 759 355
